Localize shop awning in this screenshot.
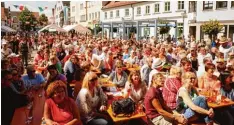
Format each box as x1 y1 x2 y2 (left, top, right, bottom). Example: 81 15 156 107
1 25 16 32
38 24 67 33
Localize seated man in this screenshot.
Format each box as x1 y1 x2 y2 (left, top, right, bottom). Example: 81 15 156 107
22 65 46 90
144 73 186 125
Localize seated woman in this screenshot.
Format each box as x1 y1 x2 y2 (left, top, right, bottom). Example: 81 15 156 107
76 72 111 125
107 61 128 88
50 55 63 74
198 63 221 91
43 80 83 125
123 70 147 103
177 72 214 125
144 73 187 125
162 66 182 110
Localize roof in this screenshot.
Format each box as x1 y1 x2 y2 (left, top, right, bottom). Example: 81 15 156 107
102 1 141 9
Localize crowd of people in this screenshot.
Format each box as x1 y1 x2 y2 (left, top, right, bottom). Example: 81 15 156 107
1 32 234 125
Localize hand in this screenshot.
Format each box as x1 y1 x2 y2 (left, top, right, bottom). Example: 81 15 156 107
208 108 214 118
175 115 187 125
51 121 60 125
99 105 107 112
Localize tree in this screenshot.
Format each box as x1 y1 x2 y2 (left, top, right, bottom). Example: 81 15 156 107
201 19 223 41
159 21 170 39
38 14 48 26
19 7 37 32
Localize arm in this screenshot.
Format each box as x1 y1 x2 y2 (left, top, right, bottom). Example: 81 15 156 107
152 98 175 120
180 90 209 115
198 76 204 89
65 100 83 125
43 101 58 125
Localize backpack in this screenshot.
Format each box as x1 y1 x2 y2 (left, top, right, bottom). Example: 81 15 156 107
112 98 136 117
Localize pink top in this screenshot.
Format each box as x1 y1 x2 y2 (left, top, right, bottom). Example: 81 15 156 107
34 54 44 65
198 73 221 91
46 97 74 125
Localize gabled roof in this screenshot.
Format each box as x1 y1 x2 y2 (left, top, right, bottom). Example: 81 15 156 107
102 1 141 9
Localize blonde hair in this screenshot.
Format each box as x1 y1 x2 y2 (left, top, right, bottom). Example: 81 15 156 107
151 73 164 87
170 66 182 76
82 71 98 89
182 72 196 84
46 80 67 98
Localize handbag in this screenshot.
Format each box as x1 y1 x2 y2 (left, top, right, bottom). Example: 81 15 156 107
111 98 136 117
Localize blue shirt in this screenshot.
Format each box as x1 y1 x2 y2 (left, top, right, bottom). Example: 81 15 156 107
22 73 45 88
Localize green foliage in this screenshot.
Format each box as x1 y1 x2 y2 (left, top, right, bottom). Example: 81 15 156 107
39 14 48 26
158 20 170 35
201 20 223 39
18 7 37 31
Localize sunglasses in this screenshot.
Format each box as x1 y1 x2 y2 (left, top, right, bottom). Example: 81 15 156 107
189 77 196 80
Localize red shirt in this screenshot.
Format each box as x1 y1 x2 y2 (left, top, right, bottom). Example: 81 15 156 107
46 97 74 125
144 87 163 119
162 77 182 110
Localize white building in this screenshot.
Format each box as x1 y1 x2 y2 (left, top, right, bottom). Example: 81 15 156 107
75 1 102 28
102 1 189 39
70 1 79 25
188 1 234 40
102 1 234 41
54 1 70 27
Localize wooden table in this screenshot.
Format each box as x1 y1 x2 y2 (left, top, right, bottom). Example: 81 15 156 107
207 96 234 108
198 89 234 108
11 89 46 125
105 91 146 124
99 78 116 87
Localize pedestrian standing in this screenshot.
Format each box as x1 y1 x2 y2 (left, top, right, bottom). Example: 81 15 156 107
19 37 29 67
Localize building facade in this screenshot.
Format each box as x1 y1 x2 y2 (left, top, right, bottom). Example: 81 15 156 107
102 1 234 41
101 1 190 39
188 1 234 40
70 1 79 25
54 1 70 27
75 1 102 28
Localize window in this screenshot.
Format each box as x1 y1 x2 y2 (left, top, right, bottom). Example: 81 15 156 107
189 1 197 12
177 23 183 37
98 11 100 18
95 12 97 19
154 4 160 13
89 13 91 20
125 9 129 16
72 6 75 12
110 11 113 18
216 1 227 9
137 7 141 15
80 4 83 10
232 1 234 8
145 6 150 14
92 13 94 19
178 1 184 10
116 10 119 17
203 1 213 10
165 2 170 11
105 12 107 19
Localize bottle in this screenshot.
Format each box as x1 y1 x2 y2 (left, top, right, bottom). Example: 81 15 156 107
216 91 222 105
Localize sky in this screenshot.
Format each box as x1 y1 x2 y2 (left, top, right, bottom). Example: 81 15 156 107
3 1 56 18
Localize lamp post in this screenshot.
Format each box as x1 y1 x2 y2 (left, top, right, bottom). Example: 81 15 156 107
181 10 186 38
